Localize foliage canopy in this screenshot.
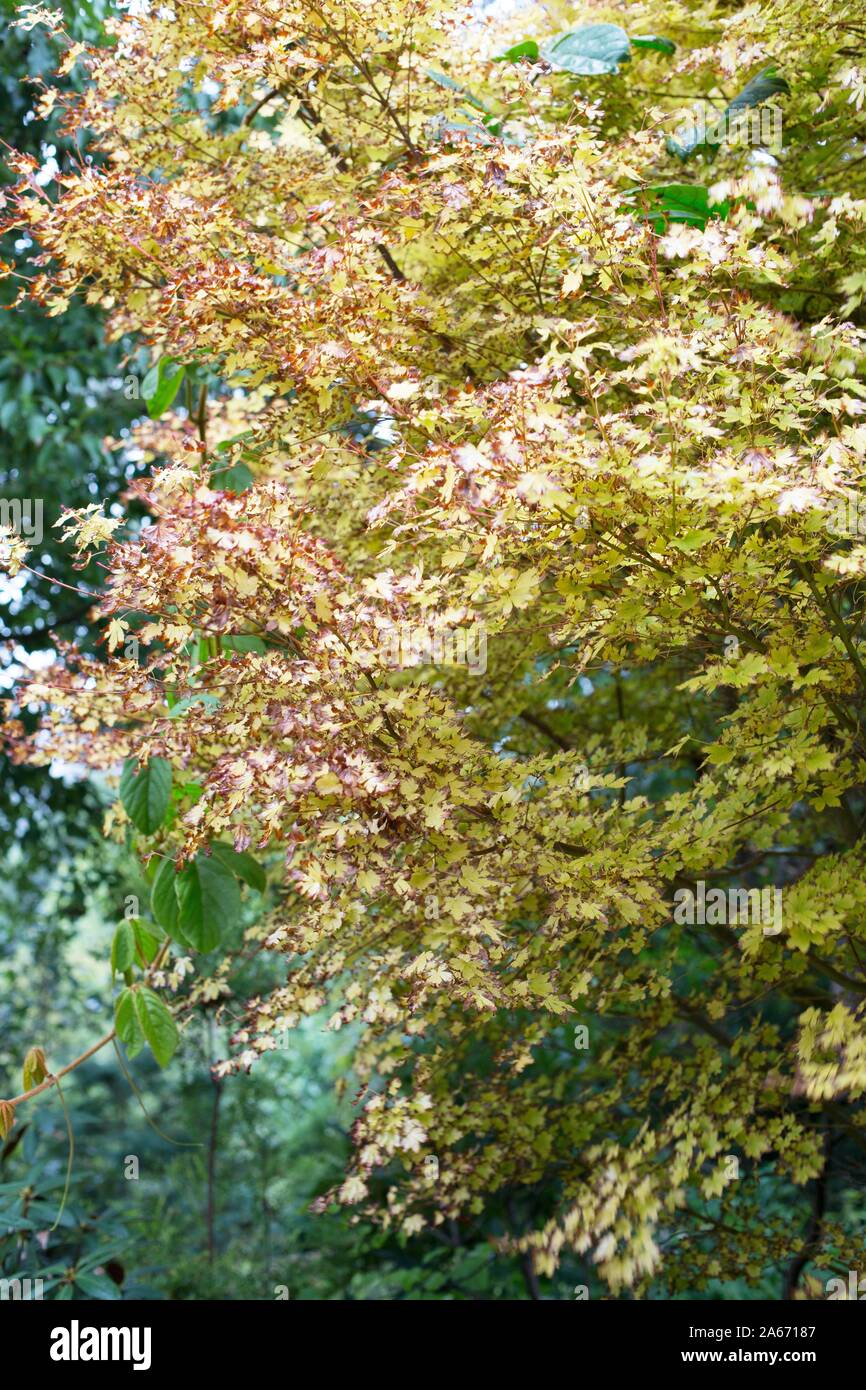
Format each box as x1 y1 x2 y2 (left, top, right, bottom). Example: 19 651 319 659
4 0 866 1297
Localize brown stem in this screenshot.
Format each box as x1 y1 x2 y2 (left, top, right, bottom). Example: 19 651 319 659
782 1128 833 1299
375 244 406 282
196 383 208 448
518 710 573 751
7 1029 115 1107
507 1198 541 1300
283 87 409 289
241 85 286 126
520 1251 542 1301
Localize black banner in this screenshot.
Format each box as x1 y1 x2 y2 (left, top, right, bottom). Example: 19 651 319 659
4 1296 863 1375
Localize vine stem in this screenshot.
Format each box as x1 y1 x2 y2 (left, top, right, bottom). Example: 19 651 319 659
112 1036 199 1148
48 1073 74 1232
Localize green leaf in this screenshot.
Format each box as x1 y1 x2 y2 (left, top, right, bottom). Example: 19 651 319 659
132 987 179 1068
175 853 240 952
167 693 221 718
668 66 788 161
173 780 204 802
425 67 462 92
494 40 539 63
215 430 254 453
210 841 267 893
220 634 267 654
671 527 714 553
111 920 136 974
151 856 180 934
654 184 729 224
133 919 163 964
628 184 731 231
726 64 789 118
425 68 489 113
22 1047 47 1092
667 128 709 163
73 1271 122 1300
115 988 145 1059
141 357 185 420
541 24 630 76
120 756 172 834
630 35 676 56
208 460 254 493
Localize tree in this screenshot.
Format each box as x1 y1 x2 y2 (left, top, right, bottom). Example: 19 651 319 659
3 0 866 1299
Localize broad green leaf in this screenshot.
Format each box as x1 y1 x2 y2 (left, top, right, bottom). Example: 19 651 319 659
667 125 709 162
151 856 180 934
627 184 731 231
425 68 488 111
120 756 172 834
173 780 204 802
115 988 144 1059
631 35 676 55
175 853 240 952
73 1271 122 1300
141 357 185 419
652 185 730 223
434 118 491 145
725 65 789 117
669 66 788 161
167 693 221 718
208 460 254 493
220 634 267 654
132 986 179 1068
210 841 267 892
133 919 163 964
426 67 462 91
111 920 136 974
541 25 630 76
494 40 539 63
215 430 254 453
